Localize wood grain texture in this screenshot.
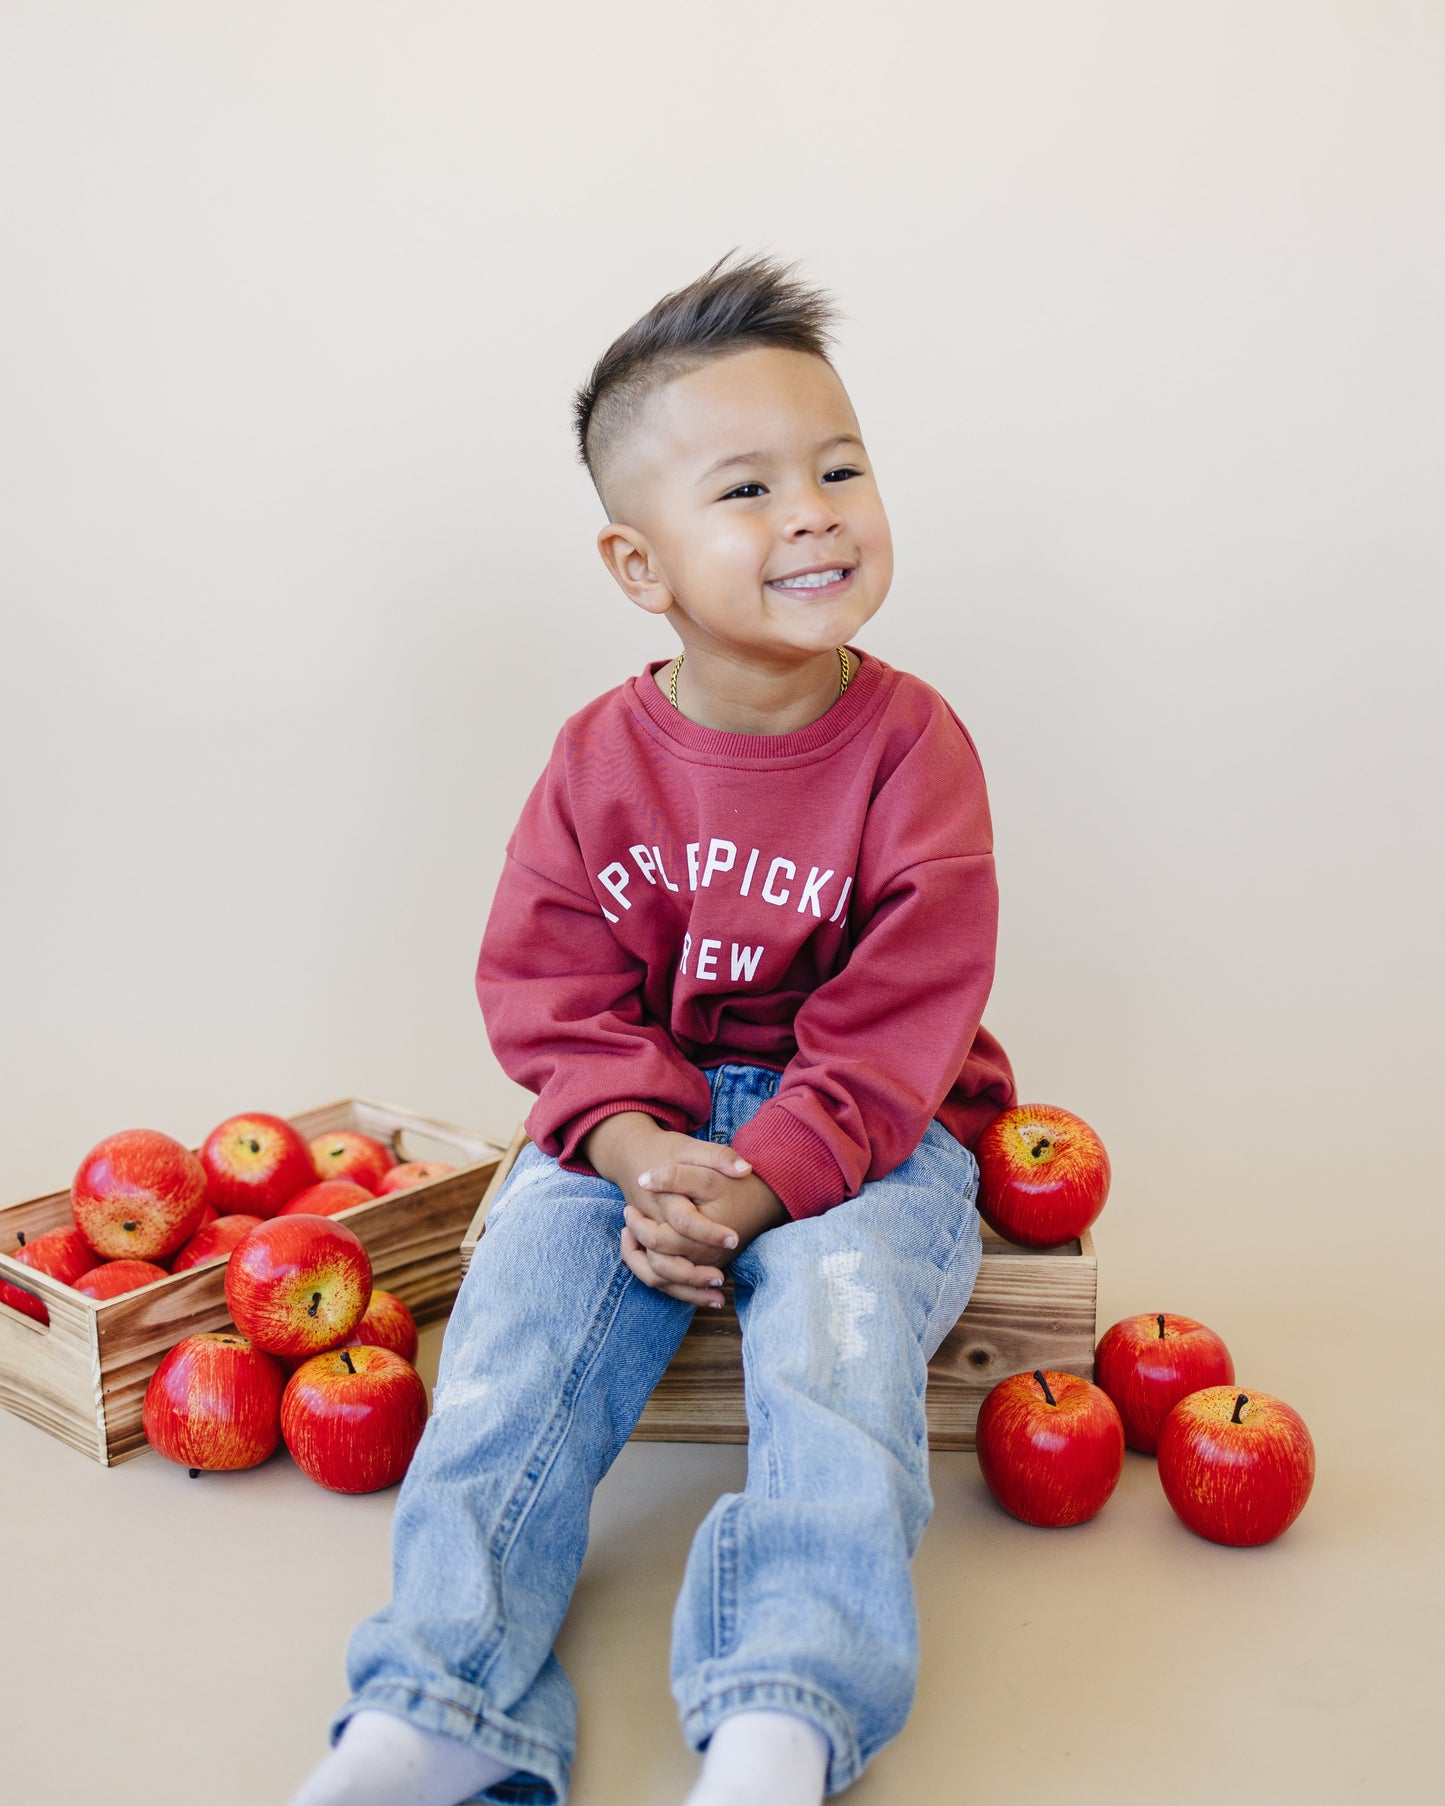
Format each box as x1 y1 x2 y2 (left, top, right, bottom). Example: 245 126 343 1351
0 1101 505 1465
459 1129 1100 1451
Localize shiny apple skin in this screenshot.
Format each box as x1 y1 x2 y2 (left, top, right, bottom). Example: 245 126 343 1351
976 1368 1125 1526
224 1215 372 1359
337 1289 419 1364
73 1259 172 1299
281 1345 428 1493
276 1287 420 1374
973 1104 1111 1248
308 1131 392 1195
1095 1313 1237 1454
200 1112 317 1218
71 1129 209 1262
1157 1385 1316 1546
169 1214 266 1273
0 1226 104 1325
376 1161 455 1195
277 1180 373 1218
142 1331 287 1471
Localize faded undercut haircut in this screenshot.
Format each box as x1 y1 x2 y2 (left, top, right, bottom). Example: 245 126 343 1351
571 246 844 523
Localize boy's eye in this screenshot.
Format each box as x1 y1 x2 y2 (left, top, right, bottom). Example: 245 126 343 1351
722 467 863 500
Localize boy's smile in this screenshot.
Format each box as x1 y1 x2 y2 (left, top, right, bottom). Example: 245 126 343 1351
596 345 892 734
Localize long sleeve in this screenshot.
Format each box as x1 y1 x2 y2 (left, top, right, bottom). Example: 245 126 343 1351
726 710 1006 1219
475 744 712 1173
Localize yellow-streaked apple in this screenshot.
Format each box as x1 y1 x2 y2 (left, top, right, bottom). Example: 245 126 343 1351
71 1128 209 1262
200 1112 316 1219
224 1215 372 1359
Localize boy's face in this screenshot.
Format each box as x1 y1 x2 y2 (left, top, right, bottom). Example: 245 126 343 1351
597 346 891 677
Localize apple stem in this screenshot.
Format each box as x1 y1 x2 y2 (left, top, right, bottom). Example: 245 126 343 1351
189 1467 201 1478
307 1291 322 1317
1232 1393 1249 1424
341 1349 357 1374
1157 1314 1166 1338
1033 1369 1057 1406
1031 1138 1051 1159
15 1231 24 1247
123 1220 138 1232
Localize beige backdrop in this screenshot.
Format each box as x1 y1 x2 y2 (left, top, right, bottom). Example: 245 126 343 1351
2 5 1440 1804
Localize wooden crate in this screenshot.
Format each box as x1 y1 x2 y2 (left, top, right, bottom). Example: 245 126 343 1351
0 1099 507 1466
461 1127 1097 1451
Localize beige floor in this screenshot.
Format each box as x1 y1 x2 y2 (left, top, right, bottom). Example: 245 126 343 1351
1 1245 1435 1806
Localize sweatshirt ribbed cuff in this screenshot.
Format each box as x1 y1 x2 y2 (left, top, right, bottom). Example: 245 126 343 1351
727 1105 850 1221
554 1099 694 1176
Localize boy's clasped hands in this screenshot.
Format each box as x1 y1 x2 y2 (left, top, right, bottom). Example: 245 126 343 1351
583 1112 790 1306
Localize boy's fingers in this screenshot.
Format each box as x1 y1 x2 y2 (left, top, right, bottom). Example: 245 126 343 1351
660 1144 752 1176
647 1247 724 1289
663 1192 739 1249
625 1211 725 1285
704 1144 751 1173
650 1248 725 1289
637 1183 738 1249
639 1150 751 1192
624 1204 722 1267
620 1227 723 1307
628 1173 738 1249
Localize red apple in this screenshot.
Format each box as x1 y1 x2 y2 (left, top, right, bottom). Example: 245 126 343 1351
224 1215 372 1360
169 1214 266 1273
73 1258 171 1299
976 1368 1125 1526
1095 1313 1237 1454
376 1161 455 1195
0 1226 105 1325
199 1112 317 1218
1157 1386 1316 1547
143 1331 287 1473
309 1130 392 1194
973 1104 1110 1248
278 1179 373 1219
71 1128 209 1262
274 1287 421 1374
337 1289 419 1364
281 1344 428 1493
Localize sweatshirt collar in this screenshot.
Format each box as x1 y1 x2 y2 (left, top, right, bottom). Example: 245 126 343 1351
630 645 885 762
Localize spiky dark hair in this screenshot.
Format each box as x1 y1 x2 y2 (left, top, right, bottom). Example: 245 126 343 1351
571 246 844 520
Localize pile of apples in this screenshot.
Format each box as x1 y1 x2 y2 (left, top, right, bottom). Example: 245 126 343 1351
146 1213 428 1494
969 1103 1316 1548
0 1112 454 1322
0 1111 457 1494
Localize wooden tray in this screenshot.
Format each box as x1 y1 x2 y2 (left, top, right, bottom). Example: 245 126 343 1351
0 1098 506 1465
461 1127 1097 1451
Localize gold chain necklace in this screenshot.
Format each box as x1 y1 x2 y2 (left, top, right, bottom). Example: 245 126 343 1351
669 646 851 712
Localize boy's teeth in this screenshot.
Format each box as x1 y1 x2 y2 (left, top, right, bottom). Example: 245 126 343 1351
773 568 847 589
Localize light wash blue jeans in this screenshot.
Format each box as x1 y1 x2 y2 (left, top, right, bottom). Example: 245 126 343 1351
329 1063 984 1803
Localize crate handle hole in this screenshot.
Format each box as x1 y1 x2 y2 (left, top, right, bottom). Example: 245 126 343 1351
0 1282 55 1335
391 1128 473 1169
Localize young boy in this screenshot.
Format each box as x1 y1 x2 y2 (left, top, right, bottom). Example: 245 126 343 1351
288 248 1015 1806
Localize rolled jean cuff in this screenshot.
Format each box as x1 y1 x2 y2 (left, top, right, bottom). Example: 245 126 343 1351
677 1672 862 1795
328 1680 568 1806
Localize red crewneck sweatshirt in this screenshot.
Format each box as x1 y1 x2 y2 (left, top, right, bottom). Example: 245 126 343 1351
475 645 1015 1220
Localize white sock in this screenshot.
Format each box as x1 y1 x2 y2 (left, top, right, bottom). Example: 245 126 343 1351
683 1709 831 1806
287 1706 516 1806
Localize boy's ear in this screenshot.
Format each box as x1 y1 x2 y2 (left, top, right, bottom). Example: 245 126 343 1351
596 524 674 618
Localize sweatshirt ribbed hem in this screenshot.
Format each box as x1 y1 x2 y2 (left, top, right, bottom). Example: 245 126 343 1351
727 1105 849 1221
